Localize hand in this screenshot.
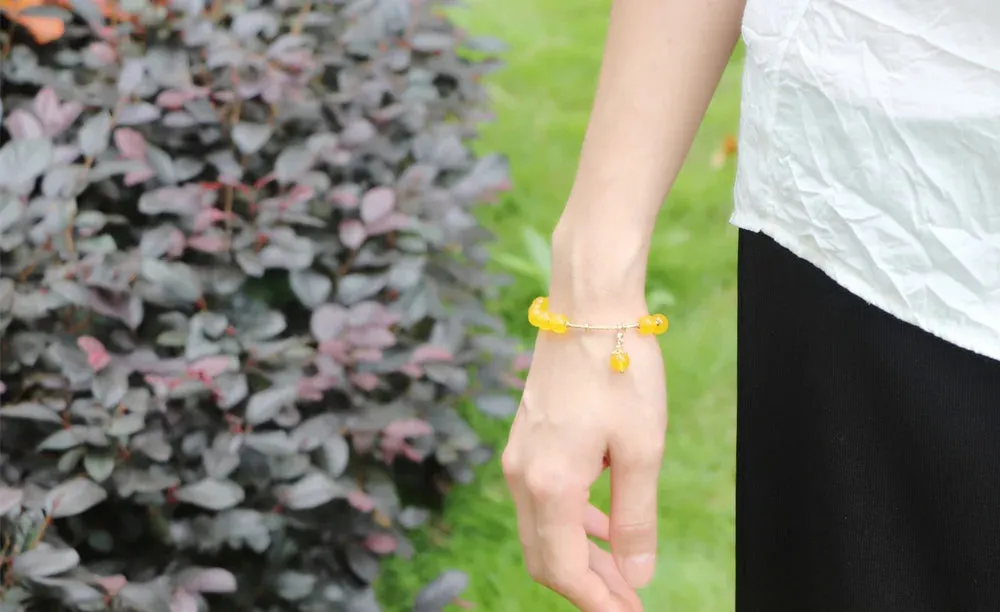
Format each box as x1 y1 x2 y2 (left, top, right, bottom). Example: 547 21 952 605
502 314 667 611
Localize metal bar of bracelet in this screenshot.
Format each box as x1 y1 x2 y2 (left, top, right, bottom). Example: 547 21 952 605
565 322 640 332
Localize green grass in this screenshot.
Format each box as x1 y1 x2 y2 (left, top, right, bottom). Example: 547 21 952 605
378 0 742 610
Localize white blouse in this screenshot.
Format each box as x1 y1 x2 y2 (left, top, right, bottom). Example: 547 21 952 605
732 0 1000 362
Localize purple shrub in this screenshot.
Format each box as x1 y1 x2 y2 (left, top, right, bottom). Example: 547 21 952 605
0 1 519 609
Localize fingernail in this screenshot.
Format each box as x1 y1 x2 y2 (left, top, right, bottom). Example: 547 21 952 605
623 554 655 588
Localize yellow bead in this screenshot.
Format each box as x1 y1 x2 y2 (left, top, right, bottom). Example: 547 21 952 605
652 314 669 335
527 305 544 327
549 313 568 334
638 315 657 335
535 310 552 331
532 296 547 309
610 350 630 373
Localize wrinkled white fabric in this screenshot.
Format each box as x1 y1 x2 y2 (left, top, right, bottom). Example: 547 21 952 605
733 0 1000 362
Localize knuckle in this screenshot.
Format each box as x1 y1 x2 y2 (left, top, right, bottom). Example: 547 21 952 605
523 465 569 499
613 517 657 541
500 447 520 478
545 566 576 593
525 560 546 583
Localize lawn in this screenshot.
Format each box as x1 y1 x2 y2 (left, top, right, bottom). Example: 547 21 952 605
378 0 742 610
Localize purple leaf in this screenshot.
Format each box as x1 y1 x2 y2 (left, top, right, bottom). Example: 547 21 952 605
174 478 245 510
409 32 455 53
232 9 280 38
310 304 347 342
0 487 24 515
78 111 112 157
117 59 146 95
289 270 332 309
245 385 297 425
274 145 315 182
46 478 108 518
279 472 346 510
117 102 161 126
0 138 54 188
232 122 273 155
12 548 81 579
414 570 470 612
475 393 518 418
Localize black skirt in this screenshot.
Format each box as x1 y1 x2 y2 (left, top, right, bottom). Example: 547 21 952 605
736 230 1000 612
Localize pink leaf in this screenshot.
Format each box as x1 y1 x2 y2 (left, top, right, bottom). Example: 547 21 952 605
349 372 380 391
156 90 194 110
399 363 423 378
352 347 383 363
114 128 147 160
5 109 44 140
339 219 367 250
187 233 229 253
411 344 454 364
348 489 375 512
348 301 398 327
345 327 395 349
365 212 409 236
170 588 198 612
94 575 127 597
31 88 82 138
124 165 155 186
360 186 396 224
85 42 117 65
352 432 376 454
77 336 110 372
297 375 338 401
318 339 350 363
187 356 233 380
193 208 227 232
384 418 433 440
166 228 186 258
327 186 359 208
364 533 397 555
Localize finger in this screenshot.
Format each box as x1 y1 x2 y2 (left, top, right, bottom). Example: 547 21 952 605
527 464 591 577
609 442 662 588
501 416 542 579
589 541 644 611
584 503 610 541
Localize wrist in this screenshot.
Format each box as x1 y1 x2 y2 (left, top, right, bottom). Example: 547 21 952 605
549 208 652 320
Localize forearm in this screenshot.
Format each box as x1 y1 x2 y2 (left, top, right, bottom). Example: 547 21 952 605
551 0 745 314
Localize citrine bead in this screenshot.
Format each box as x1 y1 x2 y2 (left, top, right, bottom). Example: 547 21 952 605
549 313 568 334
527 305 544 328
638 315 657 335
535 310 552 331
532 296 548 309
652 314 669 335
610 350 630 373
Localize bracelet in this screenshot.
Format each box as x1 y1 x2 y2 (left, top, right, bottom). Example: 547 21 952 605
527 296 669 373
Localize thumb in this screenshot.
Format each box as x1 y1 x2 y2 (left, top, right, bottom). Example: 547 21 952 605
608 443 661 588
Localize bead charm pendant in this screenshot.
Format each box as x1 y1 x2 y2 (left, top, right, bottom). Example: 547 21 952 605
609 329 630 374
